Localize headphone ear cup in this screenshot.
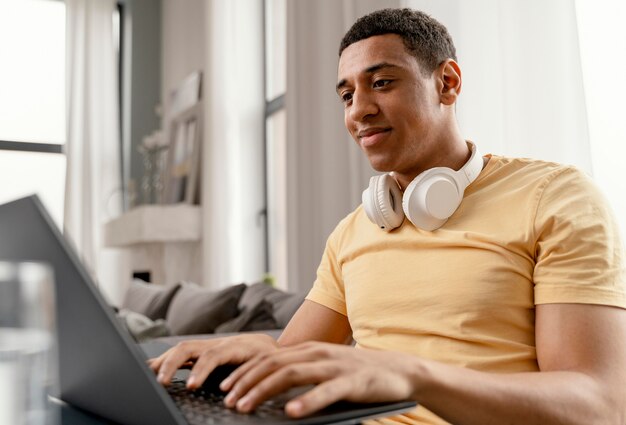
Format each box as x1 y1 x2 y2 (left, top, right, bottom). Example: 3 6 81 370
402 169 462 231
362 175 404 232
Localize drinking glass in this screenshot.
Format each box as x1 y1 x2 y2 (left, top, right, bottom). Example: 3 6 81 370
0 261 59 425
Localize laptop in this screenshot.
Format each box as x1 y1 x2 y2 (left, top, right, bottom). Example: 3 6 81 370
0 195 417 425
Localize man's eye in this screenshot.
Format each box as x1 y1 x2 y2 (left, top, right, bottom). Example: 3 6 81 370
341 92 353 103
373 79 391 88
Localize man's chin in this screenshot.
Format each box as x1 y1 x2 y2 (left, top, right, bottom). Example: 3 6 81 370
366 157 395 173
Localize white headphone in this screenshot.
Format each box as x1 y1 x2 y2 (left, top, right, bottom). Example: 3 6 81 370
362 141 483 232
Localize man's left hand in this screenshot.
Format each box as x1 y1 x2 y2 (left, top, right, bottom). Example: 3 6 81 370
219 341 419 418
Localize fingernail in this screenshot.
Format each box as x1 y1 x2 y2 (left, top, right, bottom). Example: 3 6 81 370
237 396 251 412
187 376 196 387
220 376 232 390
157 373 165 383
286 400 303 416
224 392 236 407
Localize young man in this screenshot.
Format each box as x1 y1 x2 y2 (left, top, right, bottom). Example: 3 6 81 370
151 9 626 424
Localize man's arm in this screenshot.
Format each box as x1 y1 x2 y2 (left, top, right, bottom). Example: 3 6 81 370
221 303 626 425
406 303 626 424
279 300 352 346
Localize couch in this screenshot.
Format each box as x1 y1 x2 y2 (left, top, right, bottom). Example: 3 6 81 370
118 279 306 343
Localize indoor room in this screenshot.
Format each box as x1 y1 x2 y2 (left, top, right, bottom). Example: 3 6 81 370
1 1 625 424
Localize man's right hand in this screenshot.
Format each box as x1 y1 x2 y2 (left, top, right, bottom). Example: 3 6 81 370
148 333 279 390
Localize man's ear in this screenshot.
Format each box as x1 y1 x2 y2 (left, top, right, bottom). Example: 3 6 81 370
438 59 462 106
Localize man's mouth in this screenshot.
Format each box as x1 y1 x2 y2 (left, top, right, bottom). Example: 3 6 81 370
358 128 391 147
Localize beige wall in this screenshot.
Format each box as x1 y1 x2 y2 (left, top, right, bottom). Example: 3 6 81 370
161 0 206 123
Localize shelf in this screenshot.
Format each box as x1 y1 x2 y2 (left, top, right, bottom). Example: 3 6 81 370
103 204 202 247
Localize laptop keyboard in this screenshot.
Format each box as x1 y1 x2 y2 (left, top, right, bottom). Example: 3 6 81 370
167 380 291 424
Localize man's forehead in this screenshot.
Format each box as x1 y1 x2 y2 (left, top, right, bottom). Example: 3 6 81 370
337 34 417 80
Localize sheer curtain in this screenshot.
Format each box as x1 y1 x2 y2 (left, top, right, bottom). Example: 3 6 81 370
407 0 625 240
65 0 125 304
404 0 591 172
202 0 266 288
576 0 626 242
284 0 403 292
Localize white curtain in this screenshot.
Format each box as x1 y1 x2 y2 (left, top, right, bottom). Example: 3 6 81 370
284 0 592 293
404 0 591 172
202 0 266 288
284 0 401 293
65 0 125 304
575 0 626 242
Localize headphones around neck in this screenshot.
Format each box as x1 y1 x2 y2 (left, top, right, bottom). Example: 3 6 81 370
362 141 483 232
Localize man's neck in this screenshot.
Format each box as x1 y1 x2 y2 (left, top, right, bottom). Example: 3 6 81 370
394 134 471 191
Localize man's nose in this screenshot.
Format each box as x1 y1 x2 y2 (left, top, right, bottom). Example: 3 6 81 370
349 90 378 122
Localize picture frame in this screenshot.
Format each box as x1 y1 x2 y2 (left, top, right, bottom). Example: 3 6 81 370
163 102 202 204
168 71 202 117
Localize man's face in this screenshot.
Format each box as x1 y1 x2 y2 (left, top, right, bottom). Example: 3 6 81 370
337 34 446 183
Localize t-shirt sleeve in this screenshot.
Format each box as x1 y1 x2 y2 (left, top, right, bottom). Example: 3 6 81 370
533 166 626 308
306 223 348 316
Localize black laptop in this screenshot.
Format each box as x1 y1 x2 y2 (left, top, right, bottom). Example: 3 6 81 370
0 195 417 425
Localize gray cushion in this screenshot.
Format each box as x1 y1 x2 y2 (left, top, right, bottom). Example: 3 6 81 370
166 283 246 335
117 309 170 342
238 282 279 311
214 300 278 333
121 279 182 321
239 282 306 328
266 291 306 328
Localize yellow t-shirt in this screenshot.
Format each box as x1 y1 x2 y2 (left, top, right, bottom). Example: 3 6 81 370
306 155 626 425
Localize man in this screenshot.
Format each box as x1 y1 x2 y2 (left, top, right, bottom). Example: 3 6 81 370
151 9 626 424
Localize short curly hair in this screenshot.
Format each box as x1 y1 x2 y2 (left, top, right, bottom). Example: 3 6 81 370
339 8 457 76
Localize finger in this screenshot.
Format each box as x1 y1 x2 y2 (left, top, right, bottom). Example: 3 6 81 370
147 352 168 373
186 349 236 389
156 342 202 385
147 357 159 372
218 346 283 392
148 353 190 373
224 341 349 401
225 349 320 408
219 352 266 392
285 377 354 418
235 362 337 413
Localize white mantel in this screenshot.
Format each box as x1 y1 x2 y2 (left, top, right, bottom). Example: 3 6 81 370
104 205 203 286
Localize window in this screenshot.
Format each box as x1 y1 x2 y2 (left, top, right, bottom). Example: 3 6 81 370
264 0 287 288
0 0 66 226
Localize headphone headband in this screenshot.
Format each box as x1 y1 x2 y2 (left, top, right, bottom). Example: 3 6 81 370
455 141 483 188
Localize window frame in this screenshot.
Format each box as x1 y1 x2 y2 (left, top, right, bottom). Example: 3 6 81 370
262 0 287 274
0 141 63 155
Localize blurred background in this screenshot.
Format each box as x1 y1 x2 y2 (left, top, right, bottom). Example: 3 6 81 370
0 0 624 304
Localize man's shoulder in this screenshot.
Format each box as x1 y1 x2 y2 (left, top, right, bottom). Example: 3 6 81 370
484 155 587 189
334 204 367 234
489 154 577 175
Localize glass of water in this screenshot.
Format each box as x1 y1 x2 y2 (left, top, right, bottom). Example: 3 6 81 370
0 261 59 425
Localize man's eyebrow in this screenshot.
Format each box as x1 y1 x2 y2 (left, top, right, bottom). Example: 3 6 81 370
364 62 400 74
336 79 348 94
336 62 401 94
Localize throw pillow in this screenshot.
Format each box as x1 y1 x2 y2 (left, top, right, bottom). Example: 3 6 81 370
121 279 182 321
239 282 306 328
117 309 170 342
214 300 278 333
237 281 278 311
266 291 306 328
166 283 246 335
